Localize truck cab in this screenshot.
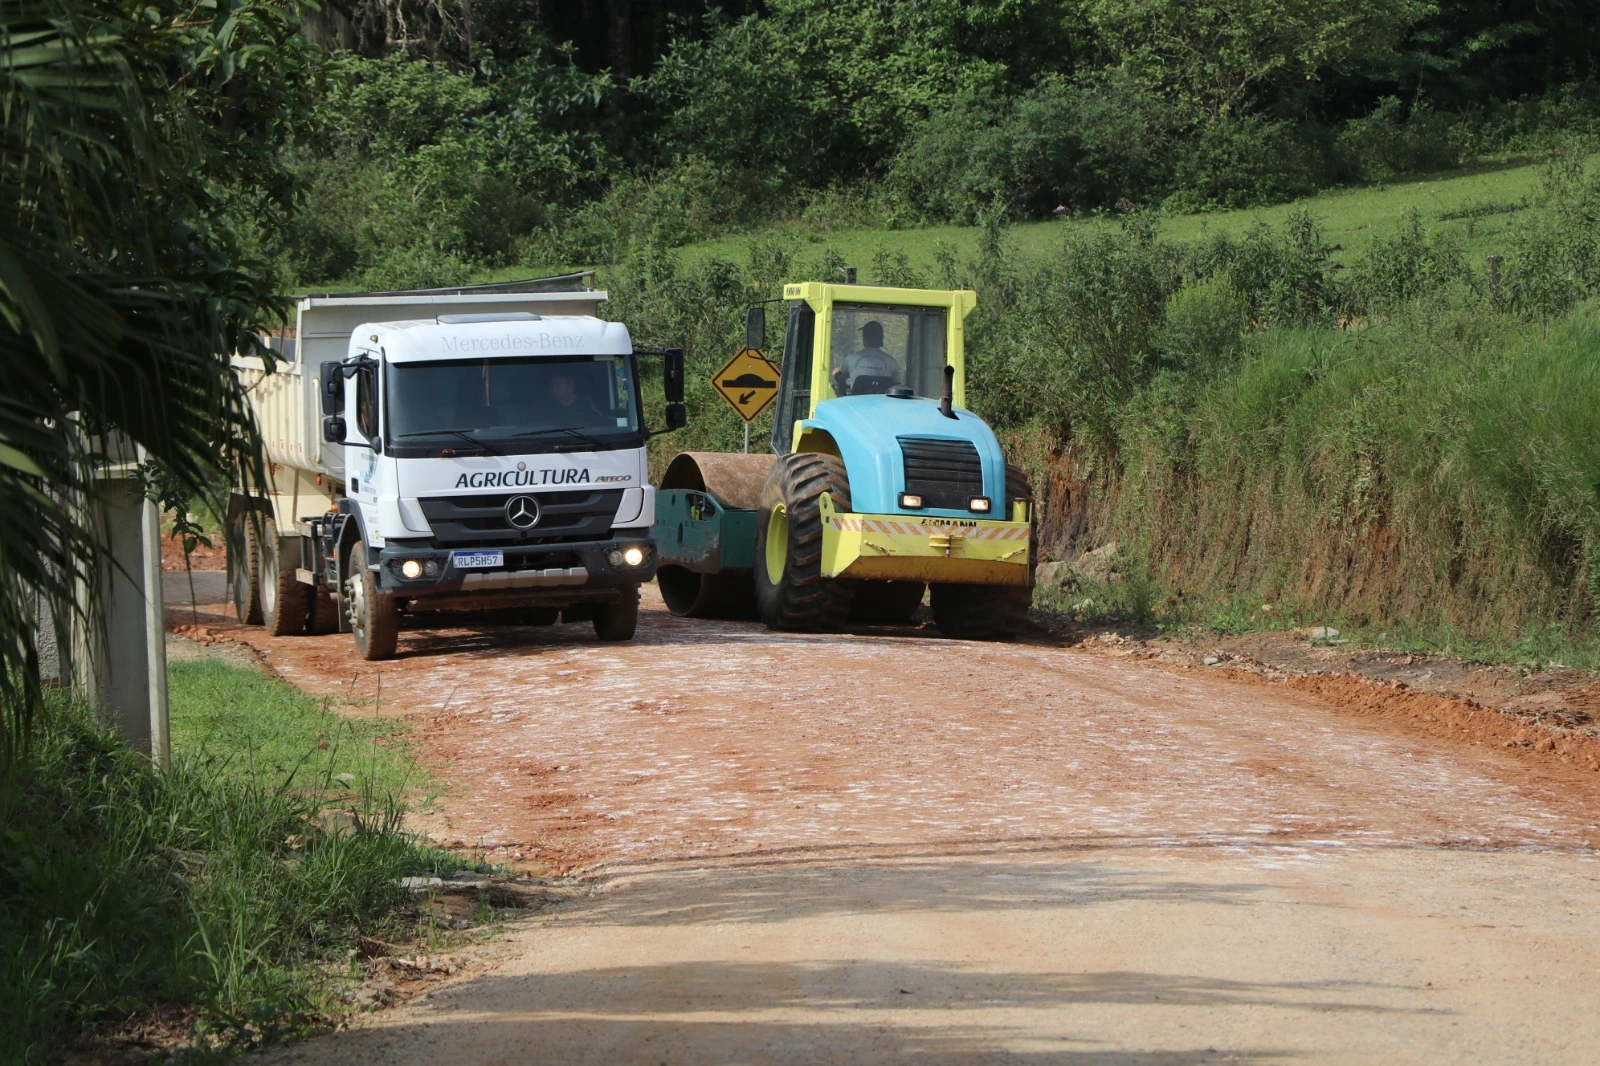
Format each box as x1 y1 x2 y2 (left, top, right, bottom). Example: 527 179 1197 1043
229 277 685 659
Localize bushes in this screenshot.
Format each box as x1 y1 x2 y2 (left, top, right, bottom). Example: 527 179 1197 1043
886 72 1178 223
1 662 458 1059
1106 310 1600 641
284 43 618 288
888 74 1336 224
1336 97 1462 180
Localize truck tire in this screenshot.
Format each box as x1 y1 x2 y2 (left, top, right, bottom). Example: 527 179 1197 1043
344 539 399 660
929 465 1035 641
261 519 308 636
230 515 263 625
850 580 925 624
755 453 855 631
593 584 640 640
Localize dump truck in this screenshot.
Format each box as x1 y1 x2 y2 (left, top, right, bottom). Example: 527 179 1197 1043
653 281 1034 640
228 274 686 660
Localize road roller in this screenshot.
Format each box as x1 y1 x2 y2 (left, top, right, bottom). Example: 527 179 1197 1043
653 281 1036 640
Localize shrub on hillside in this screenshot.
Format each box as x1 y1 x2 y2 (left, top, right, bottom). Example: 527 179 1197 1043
886 72 1179 224
1164 114 1326 212
1336 97 1462 180
1346 208 1474 312
1501 156 1600 319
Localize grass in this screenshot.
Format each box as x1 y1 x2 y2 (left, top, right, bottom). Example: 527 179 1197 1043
169 658 427 804
0 656 460 1063
1056 306 1600 668
677 158 1558 275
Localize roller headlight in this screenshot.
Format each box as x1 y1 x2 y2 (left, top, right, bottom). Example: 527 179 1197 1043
969 497 991 513
898 493 924 510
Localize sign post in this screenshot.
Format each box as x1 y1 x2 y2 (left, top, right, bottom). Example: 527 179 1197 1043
709 348 780 440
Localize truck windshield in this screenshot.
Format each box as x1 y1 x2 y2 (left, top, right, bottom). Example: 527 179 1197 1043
387 355 639 450
828 303 948 398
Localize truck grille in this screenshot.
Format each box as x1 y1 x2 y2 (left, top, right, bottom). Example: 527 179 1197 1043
898 436 983 510
418 489 624 548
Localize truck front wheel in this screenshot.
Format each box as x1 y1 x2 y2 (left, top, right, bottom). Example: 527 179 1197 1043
593 585 640 641
344 539 399 660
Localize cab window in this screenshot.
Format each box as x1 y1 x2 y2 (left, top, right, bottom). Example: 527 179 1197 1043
356 364 379 441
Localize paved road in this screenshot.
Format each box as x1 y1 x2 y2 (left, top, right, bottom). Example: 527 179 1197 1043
172 582 1600 1064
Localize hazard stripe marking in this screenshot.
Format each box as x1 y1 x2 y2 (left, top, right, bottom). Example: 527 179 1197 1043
831 517 1029 541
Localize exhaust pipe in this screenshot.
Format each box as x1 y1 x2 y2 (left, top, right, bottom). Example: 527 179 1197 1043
940 364 956 420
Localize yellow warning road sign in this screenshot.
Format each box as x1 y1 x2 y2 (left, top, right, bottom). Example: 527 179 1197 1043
710 347 780 423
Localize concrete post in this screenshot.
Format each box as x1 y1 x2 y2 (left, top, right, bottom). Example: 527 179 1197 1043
69 437 170 767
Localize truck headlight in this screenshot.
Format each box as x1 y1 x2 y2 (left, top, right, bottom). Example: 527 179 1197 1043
400 559 423 579
622 545 646 567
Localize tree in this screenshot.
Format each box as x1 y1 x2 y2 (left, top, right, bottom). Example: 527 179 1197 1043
1088 0 1433 116
0 0 315 767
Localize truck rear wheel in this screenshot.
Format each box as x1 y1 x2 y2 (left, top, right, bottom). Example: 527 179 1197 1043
755 453 855 631
229 515 263 625
344 539 398 660
850 580 925 624
593 585 640 640
261 519 308 636
930 464 1035 641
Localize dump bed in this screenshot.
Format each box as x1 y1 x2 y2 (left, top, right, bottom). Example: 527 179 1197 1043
235 274 608 480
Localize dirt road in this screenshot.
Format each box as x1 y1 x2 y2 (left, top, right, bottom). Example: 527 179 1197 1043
171 578 1600 1063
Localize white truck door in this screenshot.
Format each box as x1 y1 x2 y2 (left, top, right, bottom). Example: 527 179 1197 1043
345 360 383 544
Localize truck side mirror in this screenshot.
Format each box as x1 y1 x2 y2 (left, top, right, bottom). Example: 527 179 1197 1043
322 415 346 443
319 361 343 416
664 403 687 432
663 348 685 404
744 306 766 351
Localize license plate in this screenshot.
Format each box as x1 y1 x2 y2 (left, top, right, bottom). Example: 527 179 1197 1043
450 550 503 570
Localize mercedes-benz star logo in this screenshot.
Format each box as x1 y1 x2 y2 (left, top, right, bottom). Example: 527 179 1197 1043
505 494 541 530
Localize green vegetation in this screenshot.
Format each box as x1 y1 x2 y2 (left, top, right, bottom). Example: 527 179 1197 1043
265 1 1600 291
683 159 1557 272
610 152 1600 662
1 0 309 757
1 658 456 1061
170 659 424 802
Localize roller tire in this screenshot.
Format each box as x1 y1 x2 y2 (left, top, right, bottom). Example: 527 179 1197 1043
593 584 640 640
850 580 925 624
344 539 399 661
230 515 263 625
755 453 855 631
929 464 1036 641
261 519 308 636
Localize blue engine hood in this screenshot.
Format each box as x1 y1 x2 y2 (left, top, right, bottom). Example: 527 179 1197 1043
800 395 1008 517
